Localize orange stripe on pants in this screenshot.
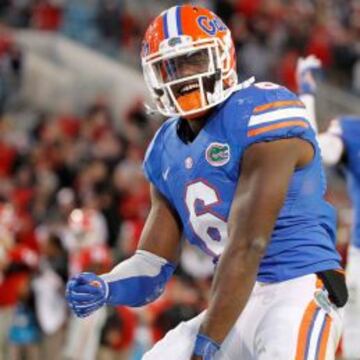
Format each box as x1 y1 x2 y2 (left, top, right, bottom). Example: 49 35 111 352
295 300 318 360
317 315 332 360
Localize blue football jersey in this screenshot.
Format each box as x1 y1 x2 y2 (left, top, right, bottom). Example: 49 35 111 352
337 117 360 248
143 82 341 282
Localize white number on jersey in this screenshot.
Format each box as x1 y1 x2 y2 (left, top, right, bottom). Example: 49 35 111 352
185 181 227 255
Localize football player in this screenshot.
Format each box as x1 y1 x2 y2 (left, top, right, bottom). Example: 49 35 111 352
66 6 347 359
296 55 360 360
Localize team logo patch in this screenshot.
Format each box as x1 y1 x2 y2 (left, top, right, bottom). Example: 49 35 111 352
205 143 230 167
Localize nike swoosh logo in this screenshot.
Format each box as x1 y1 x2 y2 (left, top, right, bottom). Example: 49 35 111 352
163 167 170 180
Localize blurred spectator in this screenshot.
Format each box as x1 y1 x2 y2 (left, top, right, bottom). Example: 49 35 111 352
31 0 63 31
0 240 38 360
96 0 122 56
0 119 18 178
8 278 41 360
98 307 137 360
0 25 23 114
60 0 100 47
63 206 112 360
0 0 32 28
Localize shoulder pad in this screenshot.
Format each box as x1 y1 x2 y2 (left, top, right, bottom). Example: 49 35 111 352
244 82 312 143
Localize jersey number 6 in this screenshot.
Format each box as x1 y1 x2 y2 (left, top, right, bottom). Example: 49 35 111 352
185 180 227 255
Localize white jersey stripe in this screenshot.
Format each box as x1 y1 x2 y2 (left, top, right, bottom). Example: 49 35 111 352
249 108 310 127
307 309 326 359
166 6 179 38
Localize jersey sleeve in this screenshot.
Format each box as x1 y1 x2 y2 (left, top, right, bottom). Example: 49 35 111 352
142 125 167 196
244 82 315 148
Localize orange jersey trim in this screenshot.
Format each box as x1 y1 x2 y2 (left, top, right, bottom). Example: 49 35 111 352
295 300 318 360
247 120 309 137
253 100 305 114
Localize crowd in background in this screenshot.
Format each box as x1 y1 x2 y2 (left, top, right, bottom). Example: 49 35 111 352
0 93 216 359
0 0 359 92
0 0 357 359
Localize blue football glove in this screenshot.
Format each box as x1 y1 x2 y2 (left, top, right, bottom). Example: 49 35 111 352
193 333 221 360
296 55 322 95
65 272 108 318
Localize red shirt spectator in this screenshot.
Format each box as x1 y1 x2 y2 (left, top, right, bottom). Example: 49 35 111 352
235 0 262 18
277 49 301 92
31 1 62 31
56 115 81 139
112 307 137 350
0 244 38 306
0 141 17 178
306 26 332 68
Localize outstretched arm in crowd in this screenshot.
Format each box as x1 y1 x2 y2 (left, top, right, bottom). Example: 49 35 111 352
296 55 345 166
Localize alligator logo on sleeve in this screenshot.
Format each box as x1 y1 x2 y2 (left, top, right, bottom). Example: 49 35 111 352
205 143 231 167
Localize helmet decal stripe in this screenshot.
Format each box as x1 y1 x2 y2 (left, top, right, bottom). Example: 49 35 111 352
166 6 179 38
176 6 183 35
163 12 169 38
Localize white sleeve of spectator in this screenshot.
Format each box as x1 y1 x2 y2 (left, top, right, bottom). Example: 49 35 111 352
299 94 318 133
300 93 345 166
318 132 344 166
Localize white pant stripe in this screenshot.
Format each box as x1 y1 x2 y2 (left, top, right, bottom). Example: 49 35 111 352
307 309 326 359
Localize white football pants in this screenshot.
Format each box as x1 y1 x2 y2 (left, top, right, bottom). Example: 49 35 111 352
343 246 360 359
143 274 343 360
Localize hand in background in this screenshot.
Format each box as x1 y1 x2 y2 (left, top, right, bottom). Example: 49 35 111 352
296 55 322 95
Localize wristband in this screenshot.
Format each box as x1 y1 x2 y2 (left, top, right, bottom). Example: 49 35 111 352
193 333 221 360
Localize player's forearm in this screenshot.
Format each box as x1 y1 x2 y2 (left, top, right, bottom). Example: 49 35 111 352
101 250 175 306
199 140 299 345
199 185 273 343
199 236 264 343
